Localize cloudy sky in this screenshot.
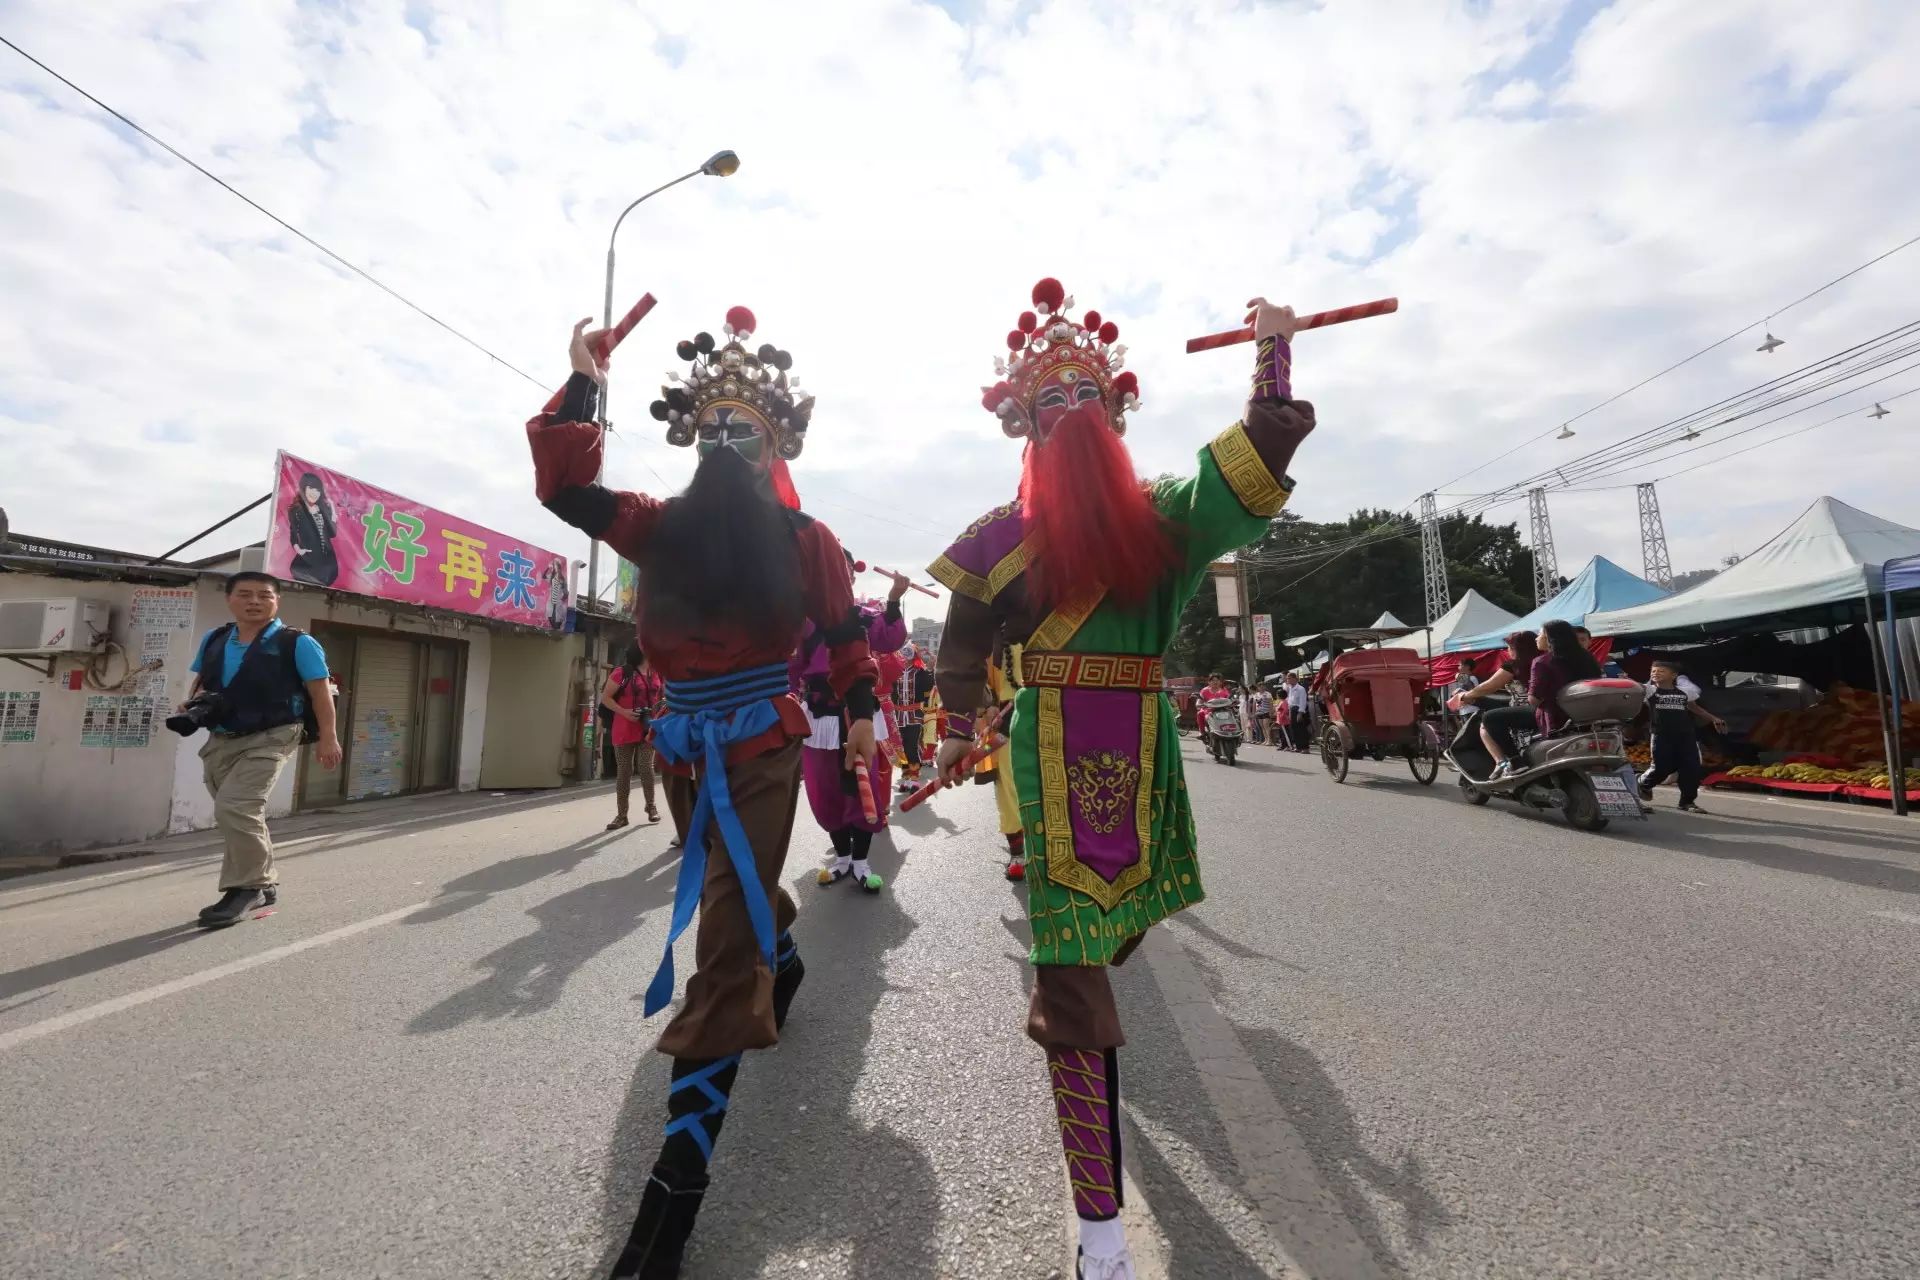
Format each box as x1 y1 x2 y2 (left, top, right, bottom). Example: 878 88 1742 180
3 0 1917 618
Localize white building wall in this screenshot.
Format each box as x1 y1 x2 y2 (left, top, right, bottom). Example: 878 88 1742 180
0 567 499 854
0 572 215 854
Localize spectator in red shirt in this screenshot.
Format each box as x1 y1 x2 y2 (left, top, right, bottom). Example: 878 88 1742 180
601 643 664 828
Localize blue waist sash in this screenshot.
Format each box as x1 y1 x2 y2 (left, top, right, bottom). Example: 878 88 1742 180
643 662 793 1018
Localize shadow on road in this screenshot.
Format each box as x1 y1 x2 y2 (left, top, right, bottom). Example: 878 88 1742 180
1639 823 1920 895
403 828 631 927
596 824 941 1278
889 796 962 838
405 839 681 1032
1119 943 1456 1278
1234 1017 1456 1268
0 923 210 1002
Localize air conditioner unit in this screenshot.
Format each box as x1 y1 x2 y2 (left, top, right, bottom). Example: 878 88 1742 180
0 597 114 655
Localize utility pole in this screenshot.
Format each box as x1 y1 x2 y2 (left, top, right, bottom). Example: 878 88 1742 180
1528 487 1560 606
1636 482 1674 588
1419 492 1450 623
1236 556 1257 687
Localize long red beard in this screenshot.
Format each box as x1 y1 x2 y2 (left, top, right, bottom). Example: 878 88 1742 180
1019 405 1178 611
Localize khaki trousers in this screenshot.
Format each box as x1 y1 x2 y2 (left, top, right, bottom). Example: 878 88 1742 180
198 724 304 889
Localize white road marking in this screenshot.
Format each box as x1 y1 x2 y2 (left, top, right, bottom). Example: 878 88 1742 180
1144 928 1388 1279
0 903 423 1053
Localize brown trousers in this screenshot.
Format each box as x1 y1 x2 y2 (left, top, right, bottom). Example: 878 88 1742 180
614 741 657 817
1028 964 1126 1051
654 741 804 1059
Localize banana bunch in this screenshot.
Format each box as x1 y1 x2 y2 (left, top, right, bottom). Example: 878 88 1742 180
1724 762 1891 787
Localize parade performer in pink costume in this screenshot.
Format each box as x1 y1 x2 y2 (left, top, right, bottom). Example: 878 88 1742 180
795 557 908 892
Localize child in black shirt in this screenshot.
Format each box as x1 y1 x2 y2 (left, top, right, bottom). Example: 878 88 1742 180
1637 659 1727 811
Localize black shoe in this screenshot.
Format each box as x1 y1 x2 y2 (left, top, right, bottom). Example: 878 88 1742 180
609 1162 708 1279
197 887 264 929
1678 801 1703 813
773 954 806 1032
1638 784 1655 802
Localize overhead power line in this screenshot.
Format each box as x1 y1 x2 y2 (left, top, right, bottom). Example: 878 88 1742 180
1425 232 1920 498
0 33 550 391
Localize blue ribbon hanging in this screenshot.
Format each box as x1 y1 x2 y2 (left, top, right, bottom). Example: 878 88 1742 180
643 663 792 1018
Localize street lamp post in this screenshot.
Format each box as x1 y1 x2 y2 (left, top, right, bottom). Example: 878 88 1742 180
585 149 739 614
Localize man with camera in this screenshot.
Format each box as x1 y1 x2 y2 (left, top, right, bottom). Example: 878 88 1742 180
175 571 341 928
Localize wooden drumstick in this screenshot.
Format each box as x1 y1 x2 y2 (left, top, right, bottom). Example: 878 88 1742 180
1185 297 1397 354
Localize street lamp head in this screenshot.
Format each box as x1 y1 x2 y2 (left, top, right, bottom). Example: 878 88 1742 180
701 150 740 178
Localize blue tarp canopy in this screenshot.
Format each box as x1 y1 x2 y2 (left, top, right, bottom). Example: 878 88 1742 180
1446 556 1669 652
1888 553 1920 596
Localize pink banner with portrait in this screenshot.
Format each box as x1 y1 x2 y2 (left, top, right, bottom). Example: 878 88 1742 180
265 451 572 630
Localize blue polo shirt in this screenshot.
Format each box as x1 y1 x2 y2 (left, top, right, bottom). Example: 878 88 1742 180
191 619 330 698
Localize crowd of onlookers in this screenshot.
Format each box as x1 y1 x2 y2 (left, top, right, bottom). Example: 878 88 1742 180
1175 670 1316 751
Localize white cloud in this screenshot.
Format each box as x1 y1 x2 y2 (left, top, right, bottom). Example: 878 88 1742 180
1 0 1917 610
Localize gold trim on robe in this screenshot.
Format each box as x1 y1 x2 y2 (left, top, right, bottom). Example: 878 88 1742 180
1208 422 1294 518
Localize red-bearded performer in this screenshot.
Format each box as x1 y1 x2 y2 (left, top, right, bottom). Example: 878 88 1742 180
932 281 1320 1280
528 307 879 1280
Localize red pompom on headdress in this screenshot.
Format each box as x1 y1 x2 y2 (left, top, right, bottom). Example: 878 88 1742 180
724 305 756 337
983 278 1139 440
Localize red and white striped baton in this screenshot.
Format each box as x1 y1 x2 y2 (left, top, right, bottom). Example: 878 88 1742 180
1185 297 1398 354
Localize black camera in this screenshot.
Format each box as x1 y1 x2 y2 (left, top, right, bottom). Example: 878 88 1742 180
166 692 229 737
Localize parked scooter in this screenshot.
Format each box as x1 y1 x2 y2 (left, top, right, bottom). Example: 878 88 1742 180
1202 696 1244 766
1446 679 1649 831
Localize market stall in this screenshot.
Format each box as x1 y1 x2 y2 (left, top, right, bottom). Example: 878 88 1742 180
1445 555 1669 663
1399 589 1522 685
1589 497 1920 815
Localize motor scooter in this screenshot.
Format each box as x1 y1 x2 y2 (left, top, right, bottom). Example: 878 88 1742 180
1446 679 1649 832
1201 696 1244 766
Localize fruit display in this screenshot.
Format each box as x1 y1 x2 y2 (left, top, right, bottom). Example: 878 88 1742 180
1744 683 1920 767
1721 762 1895 790
1625 741 1728 770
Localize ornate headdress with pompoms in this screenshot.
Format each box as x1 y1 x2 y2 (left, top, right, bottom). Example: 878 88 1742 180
648 306 815 459
980 278 1141 440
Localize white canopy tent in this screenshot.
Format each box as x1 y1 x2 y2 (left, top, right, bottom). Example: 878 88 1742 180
1394 590 1523 659
1369 610 1409 630
1587 497 1920 642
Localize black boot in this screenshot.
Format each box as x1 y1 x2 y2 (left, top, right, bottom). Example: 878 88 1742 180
608 1161 707 1279
773 955 805 1032
197 887 264 929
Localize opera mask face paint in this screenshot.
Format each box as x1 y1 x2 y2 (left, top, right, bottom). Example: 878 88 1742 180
1030 364 1105 439
695 404 770 465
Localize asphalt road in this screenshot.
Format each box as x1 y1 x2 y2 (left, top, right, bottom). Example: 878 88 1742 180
3 737 1918 1279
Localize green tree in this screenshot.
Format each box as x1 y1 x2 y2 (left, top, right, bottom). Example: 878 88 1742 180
1164 507 1537 677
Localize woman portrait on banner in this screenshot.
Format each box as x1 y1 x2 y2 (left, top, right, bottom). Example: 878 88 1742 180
287 471 341 587
541 556 571 629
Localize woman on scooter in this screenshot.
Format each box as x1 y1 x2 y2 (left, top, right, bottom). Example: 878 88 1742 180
1528 619 1603 736
1453 630 1539 780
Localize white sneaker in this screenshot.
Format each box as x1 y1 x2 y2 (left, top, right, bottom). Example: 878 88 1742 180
1077 1246 1137 1280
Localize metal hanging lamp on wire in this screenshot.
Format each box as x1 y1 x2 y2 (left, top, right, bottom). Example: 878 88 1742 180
1869 402 1891 419
1757 316 1784 354
1555 423 1576 440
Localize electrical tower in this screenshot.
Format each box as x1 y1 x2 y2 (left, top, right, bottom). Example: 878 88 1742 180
1636 482 1674 588
1419 492 1450 622
1527 487 1560 605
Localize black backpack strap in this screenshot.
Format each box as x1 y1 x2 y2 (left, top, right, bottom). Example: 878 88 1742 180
197 624 235 690
276 626 321 743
